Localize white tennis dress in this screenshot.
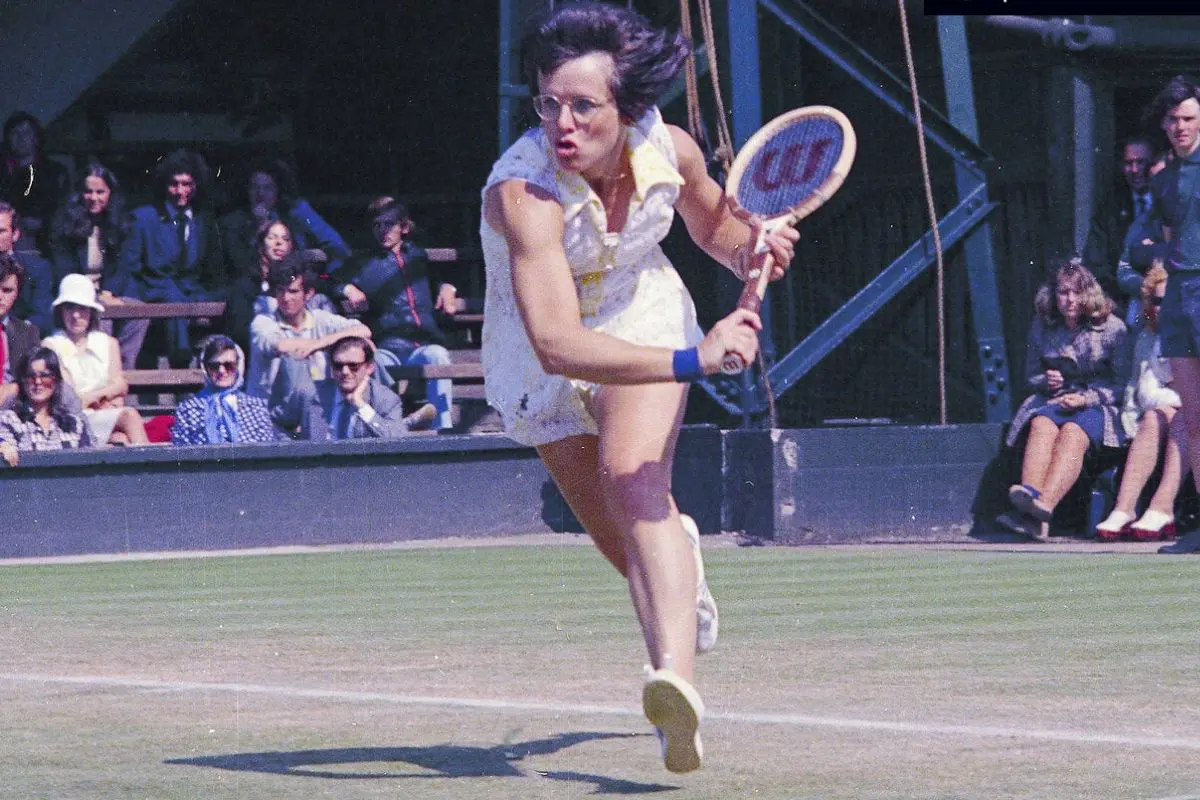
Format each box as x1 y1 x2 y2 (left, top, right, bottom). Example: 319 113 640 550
480 108 704 447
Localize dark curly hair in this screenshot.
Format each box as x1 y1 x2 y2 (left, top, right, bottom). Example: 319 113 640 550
153 149 212 209
51 163 129 252
0 251 27 293
267 250 318 294
14 347 81 434
521 2 689 123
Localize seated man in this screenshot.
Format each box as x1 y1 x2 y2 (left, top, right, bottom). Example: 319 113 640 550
282 336 427 440
0 201 54 334
248 253 372 429
120 149 228 366
0 254 41 409
334 197 457 430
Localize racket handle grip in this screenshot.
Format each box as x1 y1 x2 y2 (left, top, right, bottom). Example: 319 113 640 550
720 251 776 375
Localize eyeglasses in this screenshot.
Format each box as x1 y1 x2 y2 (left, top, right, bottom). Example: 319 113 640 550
531 94 611 124
204 360 239 373
22 371 55 383
1149 295 1165 307
331 359 368 372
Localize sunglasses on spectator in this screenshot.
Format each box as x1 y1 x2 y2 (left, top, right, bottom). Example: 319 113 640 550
204 359 239 373
331 359 368 372
22 371 56 383
1149 295 1165 307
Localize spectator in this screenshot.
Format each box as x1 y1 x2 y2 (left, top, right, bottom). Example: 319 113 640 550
335 197 457 430
49 163 149 370
0 112 68 252
1116 151 1171 332
248 252 372 415
224 219 336 356
120 149 228 365
1096 264 1187 541
41 274 149 446
0 347 93 467
997 259 1131 541
219 157 351 281
278 335 427 440
171 334 280 446
0 254 41 409
0 201 55 334
1084 137 1156 306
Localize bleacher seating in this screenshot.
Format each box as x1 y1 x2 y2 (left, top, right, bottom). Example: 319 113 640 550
110 248 494 430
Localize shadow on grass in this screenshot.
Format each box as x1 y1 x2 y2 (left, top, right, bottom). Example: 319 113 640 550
166 731 677 793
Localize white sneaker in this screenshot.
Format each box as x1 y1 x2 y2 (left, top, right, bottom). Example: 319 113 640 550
643 668 704 773
681 514 719 654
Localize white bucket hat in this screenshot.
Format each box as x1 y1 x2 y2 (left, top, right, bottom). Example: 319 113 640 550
52 273 105 313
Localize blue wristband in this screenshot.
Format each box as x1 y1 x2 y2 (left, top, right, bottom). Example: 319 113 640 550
672 347 704 383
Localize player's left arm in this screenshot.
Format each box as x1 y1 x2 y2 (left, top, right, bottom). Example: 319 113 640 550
668 125 797 280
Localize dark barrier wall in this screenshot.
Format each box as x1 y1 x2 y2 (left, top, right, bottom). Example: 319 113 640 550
727 424 1007 544
0 424 1004 558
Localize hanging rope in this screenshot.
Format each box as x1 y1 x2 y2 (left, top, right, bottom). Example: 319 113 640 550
679 0 734 173
679 0 705 148
680 0 776 426
897 0 948 425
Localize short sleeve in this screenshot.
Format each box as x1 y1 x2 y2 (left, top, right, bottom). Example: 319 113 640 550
482 131 560 200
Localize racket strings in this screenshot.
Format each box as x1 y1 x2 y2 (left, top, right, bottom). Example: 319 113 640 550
734 119 844 217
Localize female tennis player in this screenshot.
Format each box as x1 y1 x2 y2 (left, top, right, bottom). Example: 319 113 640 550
480 2 797 772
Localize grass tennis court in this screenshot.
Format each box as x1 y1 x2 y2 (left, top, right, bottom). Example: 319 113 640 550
4 539 1200 799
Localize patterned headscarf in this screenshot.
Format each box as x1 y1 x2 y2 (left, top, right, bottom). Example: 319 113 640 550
195 337 246 444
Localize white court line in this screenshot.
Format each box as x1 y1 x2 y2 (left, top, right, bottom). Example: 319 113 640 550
7 672 1200 752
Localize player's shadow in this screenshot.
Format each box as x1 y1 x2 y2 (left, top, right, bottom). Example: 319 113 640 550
166 731 676 793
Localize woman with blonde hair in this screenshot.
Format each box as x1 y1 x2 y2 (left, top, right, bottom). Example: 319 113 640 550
998 258 1131 540
1096 263 1187 540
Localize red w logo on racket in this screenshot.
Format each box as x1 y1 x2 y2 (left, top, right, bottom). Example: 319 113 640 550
719 106 856 375
750 138 832 192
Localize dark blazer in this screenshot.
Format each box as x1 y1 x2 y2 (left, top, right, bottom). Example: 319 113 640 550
3 315 41 371
11 250 54 334
1083 183 1139 300
50 236 136 299
120 204 229 297
301 378 411 440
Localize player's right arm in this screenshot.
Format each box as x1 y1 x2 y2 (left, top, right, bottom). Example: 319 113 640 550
486 179 758 381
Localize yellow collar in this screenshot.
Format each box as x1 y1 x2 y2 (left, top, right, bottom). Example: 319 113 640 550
555 120 684 227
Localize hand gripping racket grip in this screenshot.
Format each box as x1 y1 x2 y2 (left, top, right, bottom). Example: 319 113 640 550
719 251 776 375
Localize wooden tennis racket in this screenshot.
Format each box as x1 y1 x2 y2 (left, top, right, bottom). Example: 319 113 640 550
720 105 857 374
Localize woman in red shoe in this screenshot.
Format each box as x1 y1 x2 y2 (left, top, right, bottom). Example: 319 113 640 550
998 258 1131 541
1097 263 1187 541
480 1 796 773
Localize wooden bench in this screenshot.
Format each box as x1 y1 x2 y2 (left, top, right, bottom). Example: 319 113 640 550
125 368 205 393
124 351 489 410
101 296 482 327
387 349 485 401
102 302 225 320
